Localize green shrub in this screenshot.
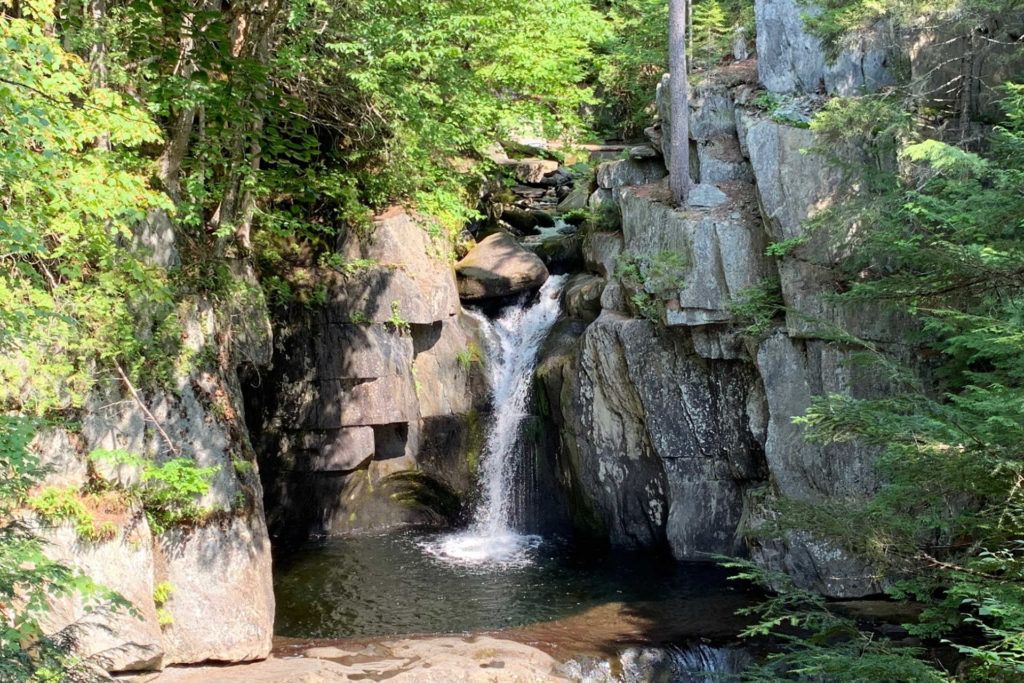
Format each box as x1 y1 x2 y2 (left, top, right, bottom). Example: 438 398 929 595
89 450 218 534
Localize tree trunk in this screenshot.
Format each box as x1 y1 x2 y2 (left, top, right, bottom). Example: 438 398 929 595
669 0 690 205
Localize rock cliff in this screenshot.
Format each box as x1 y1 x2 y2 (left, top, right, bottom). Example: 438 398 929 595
250 207 492 543
33 257 277 671
537 0 922 599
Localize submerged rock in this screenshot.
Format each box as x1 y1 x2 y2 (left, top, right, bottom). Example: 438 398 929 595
456 232 549 301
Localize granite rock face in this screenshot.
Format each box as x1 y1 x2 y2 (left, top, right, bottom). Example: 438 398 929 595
617 182 772 327
755 0 894 95
548 314 765 559
255 207 492 542
36 277 277 672
538 56 919 598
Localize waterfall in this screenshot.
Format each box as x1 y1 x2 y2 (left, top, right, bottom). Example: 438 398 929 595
422 274 567 567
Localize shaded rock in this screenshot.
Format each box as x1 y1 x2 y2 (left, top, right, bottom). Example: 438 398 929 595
627 144 660 160
522 232 584 271
600 279 628 313
755 0 894 95
755 332 883 503
555 315 765 558
314 323 413 381
539 168 573 187
412 314 490 418
512 158 560 184
562 274 605 323
747 490 886 598
691 326 745 360
300 427 375 472
333 207 459 325
556 181 592 212
588 188 615 210
159 513 274 664
500 206 540 233
134 210 179 268
908 15 1024 123
456 232 549 301
583 231 624 278
532 210 557 227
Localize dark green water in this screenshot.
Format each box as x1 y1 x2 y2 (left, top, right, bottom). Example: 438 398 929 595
273 528 751 640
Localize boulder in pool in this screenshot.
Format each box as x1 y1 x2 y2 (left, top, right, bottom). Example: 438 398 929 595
456 232 549 301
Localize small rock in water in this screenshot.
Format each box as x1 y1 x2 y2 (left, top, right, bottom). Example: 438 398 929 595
688 184 728 208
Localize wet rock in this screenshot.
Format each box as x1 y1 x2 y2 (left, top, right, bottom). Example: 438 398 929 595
500 206 541 233
755 0 893 95
456 232 549 301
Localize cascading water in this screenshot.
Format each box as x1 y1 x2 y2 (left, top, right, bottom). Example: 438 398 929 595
422 274 567 567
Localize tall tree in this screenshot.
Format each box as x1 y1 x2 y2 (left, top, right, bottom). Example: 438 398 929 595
668 0 690 204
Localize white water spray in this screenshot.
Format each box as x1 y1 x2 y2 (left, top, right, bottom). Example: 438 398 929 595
422 275 567 567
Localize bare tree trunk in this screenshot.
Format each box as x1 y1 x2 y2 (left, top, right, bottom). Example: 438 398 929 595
88 0 111 151
669 0 690 205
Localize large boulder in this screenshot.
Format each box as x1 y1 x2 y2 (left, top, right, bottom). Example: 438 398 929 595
755 0 894 95
596 159 668 202
332 207 460 325
455 232 549 301
511 158 560 184
158 513 275 664
39 513 164 673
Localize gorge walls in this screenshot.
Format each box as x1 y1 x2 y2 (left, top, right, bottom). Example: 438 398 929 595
537 0 913 599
